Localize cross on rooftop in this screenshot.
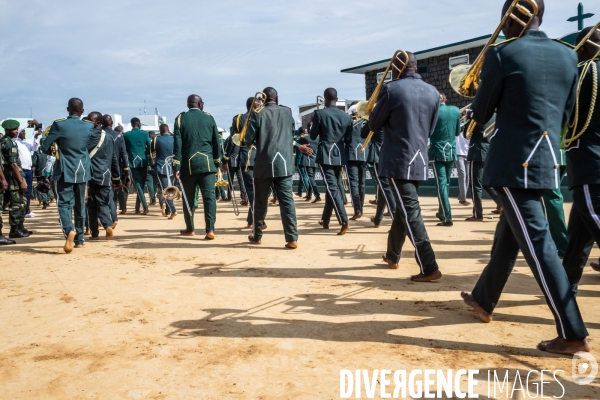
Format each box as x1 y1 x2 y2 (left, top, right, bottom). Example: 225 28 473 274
568 3 595 31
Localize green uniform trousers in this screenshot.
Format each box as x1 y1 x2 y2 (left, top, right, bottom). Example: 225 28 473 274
432 161 454 223
253 176 298 243
56 180 87 245
181 172 216 233
87 183 113 238
542 168 568 257
0 190 25 228
135 171 156 211
130 167 148 211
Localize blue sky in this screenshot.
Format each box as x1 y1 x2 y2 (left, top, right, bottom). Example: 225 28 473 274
0 0 594 130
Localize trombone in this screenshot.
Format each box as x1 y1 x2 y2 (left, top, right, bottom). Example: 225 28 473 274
162 156 182 201
449 0 539 98
565 21 600 147
358 50 409 152
231 92 267 147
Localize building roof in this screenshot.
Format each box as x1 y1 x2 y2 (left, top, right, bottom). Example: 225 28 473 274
341 34 505 75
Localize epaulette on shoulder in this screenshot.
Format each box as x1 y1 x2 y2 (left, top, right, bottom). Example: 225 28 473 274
553 39 576 49
54 117 67 123
254 107 264 114
203 111 212 116
489 37 518 48
83 119 93 124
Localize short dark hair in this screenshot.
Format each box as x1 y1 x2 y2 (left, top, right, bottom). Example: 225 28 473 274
88 111 102 123
159 123 169 131
131 117 141 125
576 26 600 46
324 88 338 101
263 87 277 101
246 97 254 111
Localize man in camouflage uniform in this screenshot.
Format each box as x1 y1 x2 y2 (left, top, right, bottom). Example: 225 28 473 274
0 119 30 240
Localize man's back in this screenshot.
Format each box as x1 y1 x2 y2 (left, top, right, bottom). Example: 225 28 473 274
89 131 117 186
473 31 578 189
243 102 295 179
309 106 352 166
41 116 96 183
369 73 440 181
173 109 220 176
429 104 460 162
154 134 174 175
124 128 150 169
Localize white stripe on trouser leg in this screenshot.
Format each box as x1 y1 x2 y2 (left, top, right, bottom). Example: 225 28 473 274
432 164 446 222
470 161 476 217
53 180 66 238
344 166 355 211
503 187 566 339
252 178 257 237
319 164 342 224
391 179 424 274
584 185 600 230
373 165 394 220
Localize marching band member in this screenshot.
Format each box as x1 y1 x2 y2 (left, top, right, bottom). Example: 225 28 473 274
154 123 176 219
173 94 221 239
369 52 442 282
297 122 321 203
461 0 590 355
309 88 353 235
0 138 14 245
102 115 130 223
123 117 151 215
346 104 367 220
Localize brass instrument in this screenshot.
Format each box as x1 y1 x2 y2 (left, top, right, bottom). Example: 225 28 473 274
162 156 182 201
565 22 600 147
215 167 229 187
449 0 539 98
358 50 409 152
231 92 267 147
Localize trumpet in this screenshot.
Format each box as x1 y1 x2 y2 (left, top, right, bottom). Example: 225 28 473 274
231 92 267 147
565 21 600 147
162 156 182 201
449 0 539 98
359 50 409 152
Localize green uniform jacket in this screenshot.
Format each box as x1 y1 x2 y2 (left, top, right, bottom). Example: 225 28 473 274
242 101 295 179
428 104 460 162
566 58 600 188
172 109 221 176
123 128 151 169
236 112 257 169
0 136 25 190
309 105 353 166
41 116 100 183
89 130 120 186
472 31 578 190
466 114 497 163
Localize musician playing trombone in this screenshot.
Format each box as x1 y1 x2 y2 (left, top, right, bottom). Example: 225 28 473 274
461 0 590 355
173 94 221 240
154 123 176 219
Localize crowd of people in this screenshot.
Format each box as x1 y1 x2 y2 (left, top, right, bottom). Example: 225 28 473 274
1 0 599 357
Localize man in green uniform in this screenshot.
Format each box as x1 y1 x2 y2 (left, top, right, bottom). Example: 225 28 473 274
42 98 100 253
0 119 28 242
123 118 151 215
0 143 15 244
86 112 121 241
429 94 461 226
173 94 221 239
242 87 299 248
562 27 600 292
461 0 590 355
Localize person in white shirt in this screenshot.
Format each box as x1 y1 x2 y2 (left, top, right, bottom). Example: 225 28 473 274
455 124 470 206
16 128 41 217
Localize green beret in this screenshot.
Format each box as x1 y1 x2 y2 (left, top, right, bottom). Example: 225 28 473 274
2 119 20 130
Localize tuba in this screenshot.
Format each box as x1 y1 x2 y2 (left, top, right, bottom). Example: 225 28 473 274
449 0 539 98
358 50 409 152
564 21 600 147
231 92 267 147
162 156 181 200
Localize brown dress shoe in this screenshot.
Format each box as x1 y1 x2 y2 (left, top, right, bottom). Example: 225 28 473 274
311 198 321 203
64 231 76 253
459 201 471 206
169 212 178 220
411 270 442 282
319 221 329 229
370 217 380 228
180 230 195 236
119 210 127 215
89 236 100 241
248 235 261 245
465 217 483 222
338 222 350 235
382 255 399 269
112 221 118 229
141 208 150 215
205 231 216 240
285 241 298 249
349 213 362 221
369 199 377 205
149 201 157 206
84 228 91 236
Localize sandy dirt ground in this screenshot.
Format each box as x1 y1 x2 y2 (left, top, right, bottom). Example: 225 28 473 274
1 193 599 399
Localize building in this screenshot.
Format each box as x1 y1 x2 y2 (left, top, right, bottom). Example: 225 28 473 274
297 99 360 129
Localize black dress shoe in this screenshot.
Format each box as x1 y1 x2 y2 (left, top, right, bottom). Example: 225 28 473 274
0 235 16 245
9 227 29 238
436 222 454 227
19 224 33 235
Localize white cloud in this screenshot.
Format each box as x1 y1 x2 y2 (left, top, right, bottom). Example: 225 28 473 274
0 0 592 128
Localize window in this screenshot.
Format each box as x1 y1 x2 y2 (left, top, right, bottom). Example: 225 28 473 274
449 54 469 70
417 63 429 75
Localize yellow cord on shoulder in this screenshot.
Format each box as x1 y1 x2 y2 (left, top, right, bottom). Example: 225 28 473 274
565 60 598 147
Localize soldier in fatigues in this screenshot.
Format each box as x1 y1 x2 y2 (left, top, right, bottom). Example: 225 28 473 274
86 112 121 241
369 52 441 281
562 27 600 294
0 141 15 244
123 118 151 215
42 98 101 253
242 87 298 248
346 106 367 220
429 94 461 226
461 0 590 355
173 94 221 239
0 119 29 242
464 114 502 221
310 88 353 235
